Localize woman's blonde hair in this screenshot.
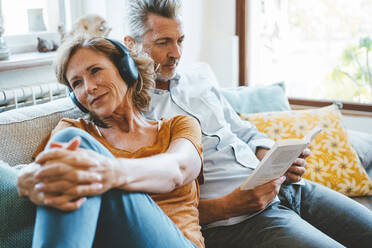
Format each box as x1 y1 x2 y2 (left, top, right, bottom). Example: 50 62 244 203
54 35 155 114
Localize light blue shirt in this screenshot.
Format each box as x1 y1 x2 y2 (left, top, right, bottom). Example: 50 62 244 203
145 63 276 228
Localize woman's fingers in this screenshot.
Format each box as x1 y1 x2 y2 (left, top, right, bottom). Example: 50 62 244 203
41 183 102 211
35 164 102 183
17 163 41 197
37 181 103 198
65 183 103 197
35 180 74 193
36 149 98 169
35 162 71 180
65 137 81 150
67 170 102 183
44 195 87 211
48 136 81 150
58 198 86 211
49 142 64 149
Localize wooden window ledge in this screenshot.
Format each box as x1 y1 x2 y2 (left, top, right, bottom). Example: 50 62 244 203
289 98 372 117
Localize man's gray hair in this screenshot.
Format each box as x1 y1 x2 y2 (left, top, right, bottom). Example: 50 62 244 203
127 0 182 43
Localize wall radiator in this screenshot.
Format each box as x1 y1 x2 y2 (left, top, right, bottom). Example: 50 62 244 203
0 82 68 112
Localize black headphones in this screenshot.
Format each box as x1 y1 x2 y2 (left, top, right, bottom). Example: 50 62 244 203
69 38 139 113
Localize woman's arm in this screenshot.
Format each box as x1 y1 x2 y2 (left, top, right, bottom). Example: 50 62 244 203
29 116 202 210
115 137 201 193
31 136 201 211
35 137 201 195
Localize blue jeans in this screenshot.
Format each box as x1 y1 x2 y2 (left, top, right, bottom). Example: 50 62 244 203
202 181 372 248
32 127 197 248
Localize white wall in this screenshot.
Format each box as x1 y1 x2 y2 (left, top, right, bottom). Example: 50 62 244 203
42 0 238 88
178 0 203 70
73 0 126 40
198 0 238 88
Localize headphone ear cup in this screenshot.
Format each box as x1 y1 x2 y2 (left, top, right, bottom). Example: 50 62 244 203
119 55 139 87
69 89 89 113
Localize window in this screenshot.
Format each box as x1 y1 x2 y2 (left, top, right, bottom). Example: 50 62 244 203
247 0 372 106
3 0 63 35
1 0 73 54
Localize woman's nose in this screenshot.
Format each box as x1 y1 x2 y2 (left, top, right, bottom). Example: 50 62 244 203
84 80 98 93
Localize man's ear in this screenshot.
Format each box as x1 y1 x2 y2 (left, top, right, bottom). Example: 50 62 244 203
124 36 136 49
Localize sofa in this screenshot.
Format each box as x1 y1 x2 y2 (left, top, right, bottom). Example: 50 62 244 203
1 64 372 247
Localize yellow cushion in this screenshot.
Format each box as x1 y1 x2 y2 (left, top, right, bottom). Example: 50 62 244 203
240 104 372 196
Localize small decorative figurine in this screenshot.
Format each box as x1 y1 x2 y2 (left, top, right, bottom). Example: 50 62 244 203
37 37 58 53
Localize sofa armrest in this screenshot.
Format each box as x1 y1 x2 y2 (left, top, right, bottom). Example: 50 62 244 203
0 97 82 166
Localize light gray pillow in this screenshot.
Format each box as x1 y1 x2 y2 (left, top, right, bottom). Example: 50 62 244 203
219 82 291 114
347 129 372 178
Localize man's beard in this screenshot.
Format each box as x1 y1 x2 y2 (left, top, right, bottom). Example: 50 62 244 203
156 70 176 82
155 58 178 82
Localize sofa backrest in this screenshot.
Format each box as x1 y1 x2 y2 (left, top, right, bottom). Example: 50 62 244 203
0 97 83 166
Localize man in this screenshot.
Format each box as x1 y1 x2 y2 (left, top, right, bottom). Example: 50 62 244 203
124 0 372 247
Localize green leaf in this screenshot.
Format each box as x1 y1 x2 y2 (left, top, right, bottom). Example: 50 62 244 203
341 45 357 64
359 37 372 50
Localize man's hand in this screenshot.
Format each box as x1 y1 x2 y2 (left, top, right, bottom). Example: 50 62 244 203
231 176 286 214
199 176 285 224
284 148 311 183
256 147 311 184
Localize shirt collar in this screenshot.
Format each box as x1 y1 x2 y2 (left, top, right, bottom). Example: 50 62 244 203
170 73 181 87
151 73 181 94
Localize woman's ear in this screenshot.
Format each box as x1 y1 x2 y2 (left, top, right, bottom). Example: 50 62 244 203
123 36 136 49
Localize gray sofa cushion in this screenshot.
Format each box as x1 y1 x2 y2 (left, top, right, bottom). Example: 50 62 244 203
0 98 82 166
0 162 34 248
347 129 372 178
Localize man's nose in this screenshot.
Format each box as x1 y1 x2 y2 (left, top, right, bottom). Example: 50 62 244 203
168 43 182 59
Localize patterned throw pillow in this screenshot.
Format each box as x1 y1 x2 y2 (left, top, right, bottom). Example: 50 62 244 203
240 104 372 196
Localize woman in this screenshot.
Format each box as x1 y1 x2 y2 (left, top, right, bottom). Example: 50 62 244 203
17 36 204 248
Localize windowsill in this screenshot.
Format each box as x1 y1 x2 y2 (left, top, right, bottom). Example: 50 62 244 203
0 51 56 72
289 97 372 117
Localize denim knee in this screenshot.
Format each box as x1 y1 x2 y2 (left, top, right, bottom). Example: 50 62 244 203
49 127 114 158
49 127 91 144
